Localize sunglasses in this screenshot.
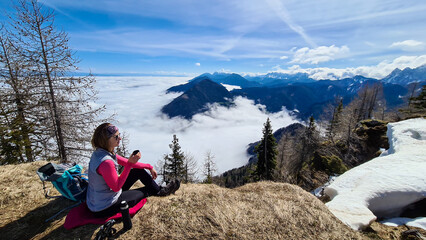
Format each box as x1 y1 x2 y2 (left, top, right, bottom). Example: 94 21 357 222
113 133 120 141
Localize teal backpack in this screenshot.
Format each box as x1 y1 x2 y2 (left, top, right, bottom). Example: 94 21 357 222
37 162 88 221
37 162 88 202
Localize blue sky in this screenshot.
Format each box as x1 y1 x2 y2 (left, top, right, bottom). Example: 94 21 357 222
2 0 426 79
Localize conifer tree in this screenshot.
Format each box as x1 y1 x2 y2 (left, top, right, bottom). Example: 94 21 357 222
203 150 217 184
255 118 277 180
294 116 319 180
326 99 343 144
163 135 186 183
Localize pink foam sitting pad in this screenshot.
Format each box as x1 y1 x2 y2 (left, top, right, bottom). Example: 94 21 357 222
64 198 147 229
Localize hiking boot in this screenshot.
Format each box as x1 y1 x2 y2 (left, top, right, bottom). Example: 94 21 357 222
157 180 177 196
171 179 180 194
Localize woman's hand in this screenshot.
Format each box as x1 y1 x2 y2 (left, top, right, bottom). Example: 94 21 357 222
128 151 141 164
149 168 158 180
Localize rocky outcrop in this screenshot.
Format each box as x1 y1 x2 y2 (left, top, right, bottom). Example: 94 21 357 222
354 119 389 162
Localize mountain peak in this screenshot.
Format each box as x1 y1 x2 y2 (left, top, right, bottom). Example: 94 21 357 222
162 79 232 119
391 68 402 73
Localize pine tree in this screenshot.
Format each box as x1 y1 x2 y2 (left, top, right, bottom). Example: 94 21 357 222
326 98 343 144
295 116 319 180
306 116 320 154
163 135 186 183
203 150 217 184
255 118 277 181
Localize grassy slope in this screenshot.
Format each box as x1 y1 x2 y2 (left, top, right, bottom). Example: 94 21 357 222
0 161 417 240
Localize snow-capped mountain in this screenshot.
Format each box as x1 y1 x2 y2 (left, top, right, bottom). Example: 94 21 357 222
381 64 426 85
245 72 315 86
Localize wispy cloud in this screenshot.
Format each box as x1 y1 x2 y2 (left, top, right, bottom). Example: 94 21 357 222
71 27 291 61
32 0 426 74
306 7 422 30
265 0 316 48
390 40 425 51
72 28 233 59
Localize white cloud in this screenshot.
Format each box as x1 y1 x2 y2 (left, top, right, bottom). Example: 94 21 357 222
390 40 425 51
273 55 426 80
195 62 201 66
94 76 298 178
280 56 288 60
290 45 350 64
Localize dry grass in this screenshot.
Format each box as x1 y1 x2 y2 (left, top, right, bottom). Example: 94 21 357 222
5 161 419 240
131 182 366 240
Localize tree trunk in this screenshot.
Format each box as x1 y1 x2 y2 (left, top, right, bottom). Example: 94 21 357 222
35 13 67 162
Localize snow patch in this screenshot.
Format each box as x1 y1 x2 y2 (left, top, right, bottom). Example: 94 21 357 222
381 217 426 230
324 118 426 230
312 175 337 197
221 83 241 91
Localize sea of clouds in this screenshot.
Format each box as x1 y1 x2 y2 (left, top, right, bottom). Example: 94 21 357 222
93 76 299 180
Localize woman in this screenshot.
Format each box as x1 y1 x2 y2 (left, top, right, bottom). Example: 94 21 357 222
87 123 179 218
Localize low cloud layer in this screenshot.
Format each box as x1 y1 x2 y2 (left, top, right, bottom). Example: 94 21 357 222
94 76 298 179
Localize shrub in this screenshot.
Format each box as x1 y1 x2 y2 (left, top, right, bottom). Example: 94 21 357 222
312 152 348 175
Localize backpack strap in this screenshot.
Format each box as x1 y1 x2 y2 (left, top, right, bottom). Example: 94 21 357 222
45 202 81 222
41 180 62 199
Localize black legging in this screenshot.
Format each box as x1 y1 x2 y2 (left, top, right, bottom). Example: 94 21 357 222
93 168 160 218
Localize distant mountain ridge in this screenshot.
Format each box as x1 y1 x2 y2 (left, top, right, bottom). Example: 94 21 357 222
382 65 426 85
245 72 315 86
168 65 426 92
161 65 426 119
